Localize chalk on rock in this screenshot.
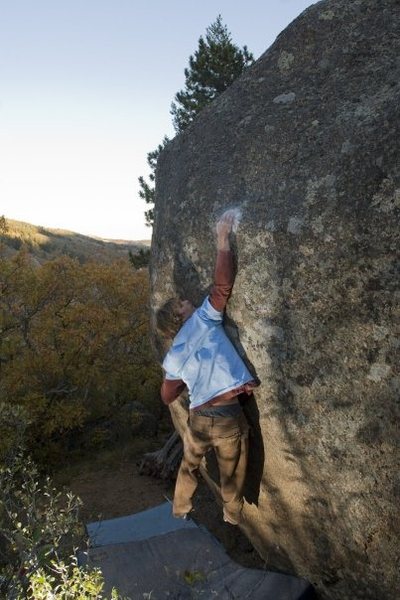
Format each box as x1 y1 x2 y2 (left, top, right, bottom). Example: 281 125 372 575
217 207 243 233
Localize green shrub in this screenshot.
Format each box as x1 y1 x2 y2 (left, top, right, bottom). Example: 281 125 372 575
0 450 125 599
26 557 125 599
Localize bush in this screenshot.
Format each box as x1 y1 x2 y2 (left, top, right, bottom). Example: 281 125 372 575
0 249 162 463
26 557 124 599
0 449 80 596
0 449 125 599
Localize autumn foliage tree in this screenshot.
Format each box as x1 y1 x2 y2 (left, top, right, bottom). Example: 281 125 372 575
0 234 161 462
0 218 145 596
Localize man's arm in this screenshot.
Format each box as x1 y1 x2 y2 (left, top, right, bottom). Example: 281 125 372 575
209 212 235 312
160 211 236 404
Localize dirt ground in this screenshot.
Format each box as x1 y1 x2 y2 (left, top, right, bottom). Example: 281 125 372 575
54 437 266 571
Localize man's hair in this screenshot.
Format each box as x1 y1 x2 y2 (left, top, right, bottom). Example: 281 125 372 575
156 297 183 338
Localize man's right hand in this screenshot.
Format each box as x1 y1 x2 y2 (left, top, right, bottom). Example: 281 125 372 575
216 210 236 249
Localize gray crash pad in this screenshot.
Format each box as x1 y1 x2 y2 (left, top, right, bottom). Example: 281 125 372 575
83 502 316 599
86 501 196 547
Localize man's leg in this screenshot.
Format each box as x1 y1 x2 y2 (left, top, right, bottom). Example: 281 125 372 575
213 415 249 524
173 423 210 518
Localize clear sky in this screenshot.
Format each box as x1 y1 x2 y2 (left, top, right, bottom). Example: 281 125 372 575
0 0 316 241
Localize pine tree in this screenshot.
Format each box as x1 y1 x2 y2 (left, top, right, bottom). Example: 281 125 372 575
138 136 170 226
138 15 254 226
171 15 254 133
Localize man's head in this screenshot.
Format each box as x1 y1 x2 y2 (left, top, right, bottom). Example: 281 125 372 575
156 298 195 338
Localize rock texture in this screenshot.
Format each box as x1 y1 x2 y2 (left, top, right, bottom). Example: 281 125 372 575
151 1 400 598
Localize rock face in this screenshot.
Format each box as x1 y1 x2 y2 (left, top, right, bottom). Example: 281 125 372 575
151 1 400 598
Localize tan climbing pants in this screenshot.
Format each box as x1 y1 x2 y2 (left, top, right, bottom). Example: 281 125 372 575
173 410 249 522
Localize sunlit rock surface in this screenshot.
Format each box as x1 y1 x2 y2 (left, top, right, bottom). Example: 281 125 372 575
151 1 400 598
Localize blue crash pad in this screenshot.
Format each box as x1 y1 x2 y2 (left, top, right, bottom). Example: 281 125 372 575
86 501 197 547
83 502 317 599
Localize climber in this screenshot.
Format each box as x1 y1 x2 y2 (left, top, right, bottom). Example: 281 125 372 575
156 209 258 525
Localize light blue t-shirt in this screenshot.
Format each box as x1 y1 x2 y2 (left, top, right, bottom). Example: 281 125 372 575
162 296 254 409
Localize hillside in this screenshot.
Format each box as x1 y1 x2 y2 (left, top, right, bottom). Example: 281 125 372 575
0 217 151 264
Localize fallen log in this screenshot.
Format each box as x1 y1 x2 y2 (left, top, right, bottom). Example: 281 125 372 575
138 430 183 479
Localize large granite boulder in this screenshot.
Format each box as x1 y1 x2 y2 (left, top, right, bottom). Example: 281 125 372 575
150 0 399 598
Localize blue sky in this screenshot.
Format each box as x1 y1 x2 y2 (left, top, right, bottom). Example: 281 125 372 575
0 0 316 241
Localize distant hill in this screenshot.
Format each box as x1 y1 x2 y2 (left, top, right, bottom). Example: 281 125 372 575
0 217 151 265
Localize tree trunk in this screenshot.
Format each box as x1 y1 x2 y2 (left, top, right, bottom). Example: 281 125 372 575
138 430 183 480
